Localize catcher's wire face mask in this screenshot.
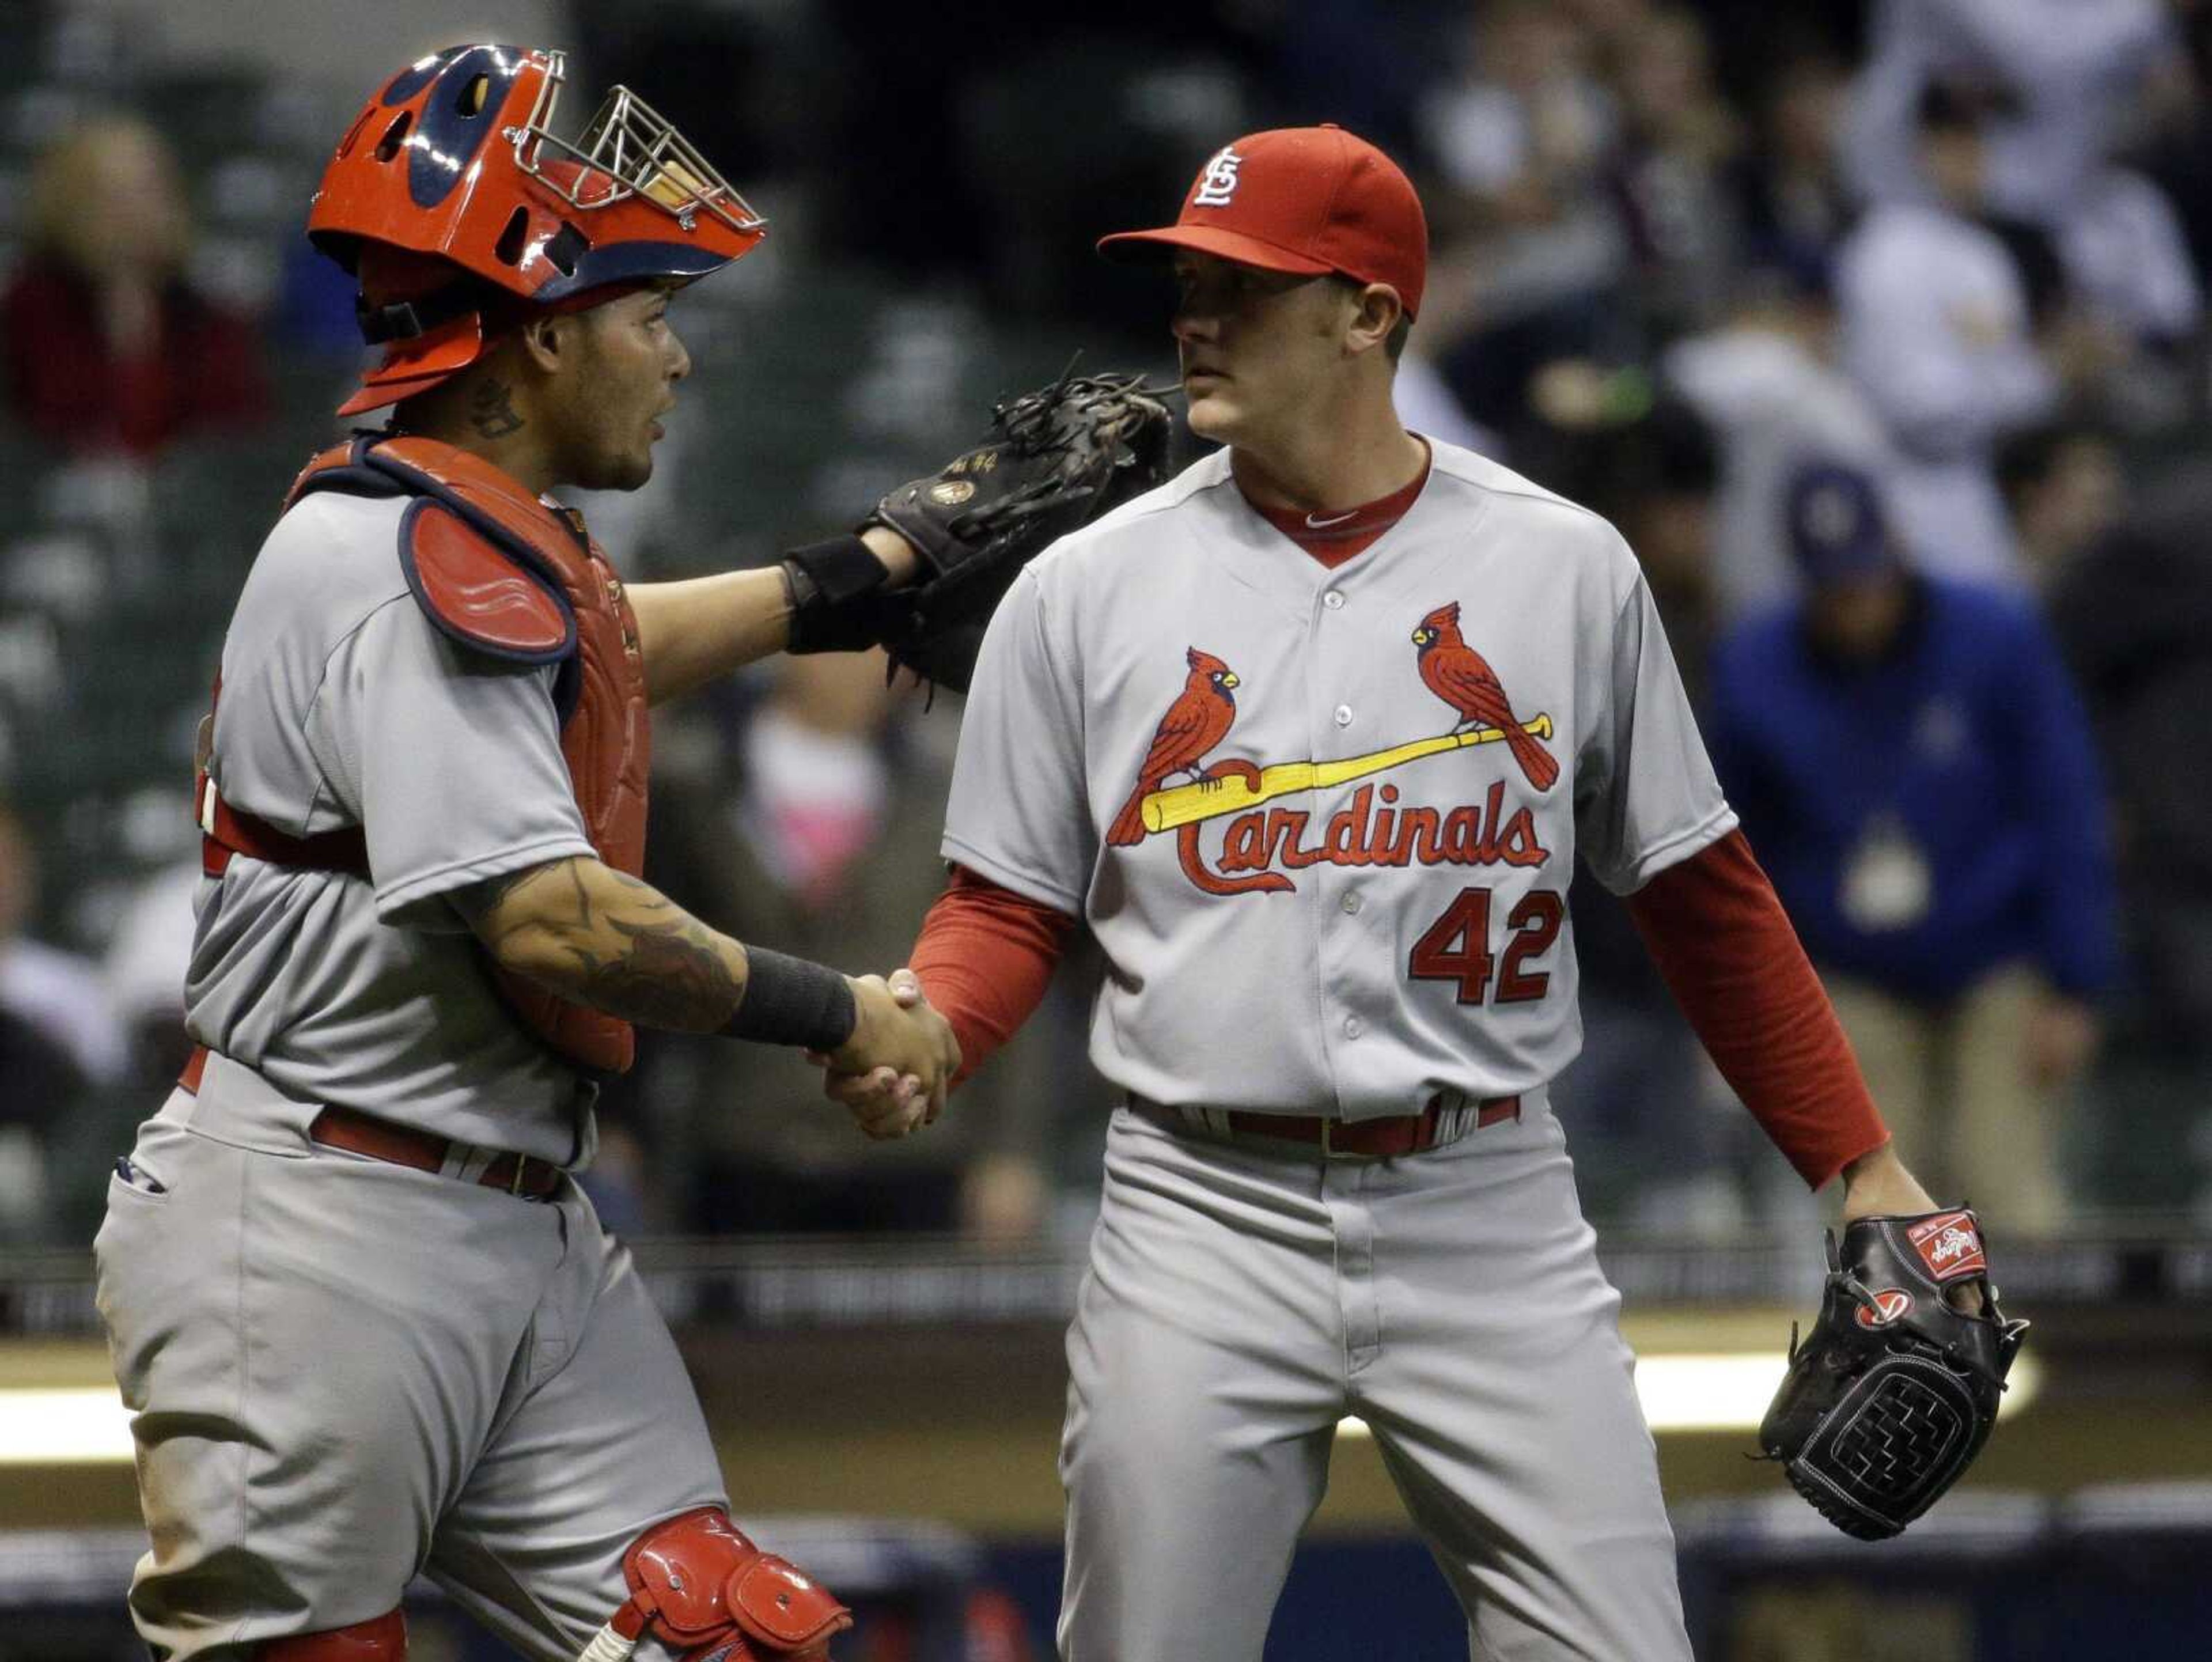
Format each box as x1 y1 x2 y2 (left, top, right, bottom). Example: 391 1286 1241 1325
509 52 764 241
309 43 766 414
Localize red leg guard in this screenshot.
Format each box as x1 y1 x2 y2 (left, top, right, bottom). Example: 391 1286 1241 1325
252 1610 406 1659
612 1507 852 1661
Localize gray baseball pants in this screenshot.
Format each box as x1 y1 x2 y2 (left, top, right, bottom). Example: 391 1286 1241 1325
94 1059 724 1660
1056 1096 1693 1661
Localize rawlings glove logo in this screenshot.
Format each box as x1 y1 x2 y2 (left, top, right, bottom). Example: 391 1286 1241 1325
1908 1212 1987 1281
1854 1289 1914 1328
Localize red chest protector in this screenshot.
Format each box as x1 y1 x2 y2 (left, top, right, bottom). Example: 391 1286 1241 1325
198 433 650 1074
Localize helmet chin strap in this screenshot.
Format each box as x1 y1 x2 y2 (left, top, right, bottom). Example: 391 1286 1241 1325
357 283 486 346
342 268 653 418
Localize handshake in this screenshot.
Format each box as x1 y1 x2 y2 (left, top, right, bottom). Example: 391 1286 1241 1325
815 968 961 1139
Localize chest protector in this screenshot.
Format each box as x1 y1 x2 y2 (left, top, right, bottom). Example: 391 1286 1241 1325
200 434 650 1074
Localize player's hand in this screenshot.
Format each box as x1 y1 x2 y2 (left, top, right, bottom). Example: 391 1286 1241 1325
878 967 949 1124
825 974 960 1133
1839 1141 1984 1313
817 1063 925 1138
1839 1139 1941 1221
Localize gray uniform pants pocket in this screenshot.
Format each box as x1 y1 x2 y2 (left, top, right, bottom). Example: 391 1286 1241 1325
96 1116 723 1661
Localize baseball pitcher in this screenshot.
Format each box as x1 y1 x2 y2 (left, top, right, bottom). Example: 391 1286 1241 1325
834 126 2026 1660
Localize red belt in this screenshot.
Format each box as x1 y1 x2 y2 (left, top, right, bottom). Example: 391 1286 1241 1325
179 1046 562 1200
197 773 369 880
1138 1092 1520 1159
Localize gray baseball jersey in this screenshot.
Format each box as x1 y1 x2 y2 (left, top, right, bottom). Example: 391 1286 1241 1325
99 486 729 1658
943 438 1729 1660
945 439 1735 1111
189 489 598 1163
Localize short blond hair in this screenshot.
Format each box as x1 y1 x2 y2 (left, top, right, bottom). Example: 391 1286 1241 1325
25 114 192 278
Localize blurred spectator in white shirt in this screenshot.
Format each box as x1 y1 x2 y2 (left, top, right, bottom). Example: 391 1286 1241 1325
1835 82 2077 584
1667 262 1897 619
1843 0 2183 224
2060 169 2203 347
100 857 202 1085
0 802 126 1087
1604 5 1745 334
1419 0 1626 329
0 804 111 1241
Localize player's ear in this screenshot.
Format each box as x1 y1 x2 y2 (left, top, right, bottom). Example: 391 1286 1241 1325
517 312 567 375
1339 281 1403 362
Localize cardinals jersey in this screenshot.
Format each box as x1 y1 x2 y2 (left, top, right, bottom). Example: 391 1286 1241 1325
942 440 1736 1118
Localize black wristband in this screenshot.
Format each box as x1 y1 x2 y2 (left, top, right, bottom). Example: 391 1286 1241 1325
720 948 858 1050
787 533 891 604
782 533 896 654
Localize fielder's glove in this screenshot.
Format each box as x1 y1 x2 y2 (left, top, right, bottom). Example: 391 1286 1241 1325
1757 1207 2028 1540
783 367 1173 692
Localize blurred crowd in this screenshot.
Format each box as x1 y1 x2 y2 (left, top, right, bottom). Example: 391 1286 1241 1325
4 0 2212 1247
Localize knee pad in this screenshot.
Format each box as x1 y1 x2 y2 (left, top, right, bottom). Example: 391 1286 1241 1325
578 1507 852 1662
252 1610 406 1659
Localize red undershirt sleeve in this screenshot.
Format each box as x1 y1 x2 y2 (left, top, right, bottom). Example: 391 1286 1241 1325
908 864 1078 1086
1623 828 1889 1190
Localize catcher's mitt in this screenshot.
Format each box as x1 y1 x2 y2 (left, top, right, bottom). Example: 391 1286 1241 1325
783 367 1173 691
1758 1207 2028 1540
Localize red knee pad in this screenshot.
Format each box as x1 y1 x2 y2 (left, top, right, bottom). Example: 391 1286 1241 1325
253 1610 406 1659
588 1507 852 1661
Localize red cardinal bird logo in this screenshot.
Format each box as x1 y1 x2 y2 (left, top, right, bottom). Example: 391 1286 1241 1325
1108 648 1263 845
1411 601 1559 793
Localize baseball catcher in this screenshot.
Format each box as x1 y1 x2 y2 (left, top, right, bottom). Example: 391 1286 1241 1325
1759 1207 2028 1539
783 368 1173 690
97 39 992 1662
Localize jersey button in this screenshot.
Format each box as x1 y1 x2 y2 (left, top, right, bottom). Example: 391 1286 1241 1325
1341 892 1362 915
1324 590 1346 611
1344 1016 1365 1039
1334 704 1353 727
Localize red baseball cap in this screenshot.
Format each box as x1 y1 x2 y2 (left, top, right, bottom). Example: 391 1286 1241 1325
1099 124 1427 320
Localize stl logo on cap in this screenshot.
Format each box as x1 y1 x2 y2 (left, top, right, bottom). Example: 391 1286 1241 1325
1099 126 1429 321
1192 146 1244 207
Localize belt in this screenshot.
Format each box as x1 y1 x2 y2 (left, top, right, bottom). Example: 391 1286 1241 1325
179 1045 562 1200
1133 1091 1520 1160
196 772 368 881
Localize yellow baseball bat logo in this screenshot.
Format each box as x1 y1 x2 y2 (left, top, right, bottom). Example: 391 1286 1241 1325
1140 715 1554 834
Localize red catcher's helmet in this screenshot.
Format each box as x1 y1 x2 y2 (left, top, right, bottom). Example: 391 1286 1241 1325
309 44 764 416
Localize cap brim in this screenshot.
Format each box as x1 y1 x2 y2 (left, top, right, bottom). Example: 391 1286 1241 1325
1097 224 1335 277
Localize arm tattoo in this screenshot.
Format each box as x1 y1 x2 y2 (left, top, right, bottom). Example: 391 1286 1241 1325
565 912 746 1031
464 858 748 1031
468 377 526 439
